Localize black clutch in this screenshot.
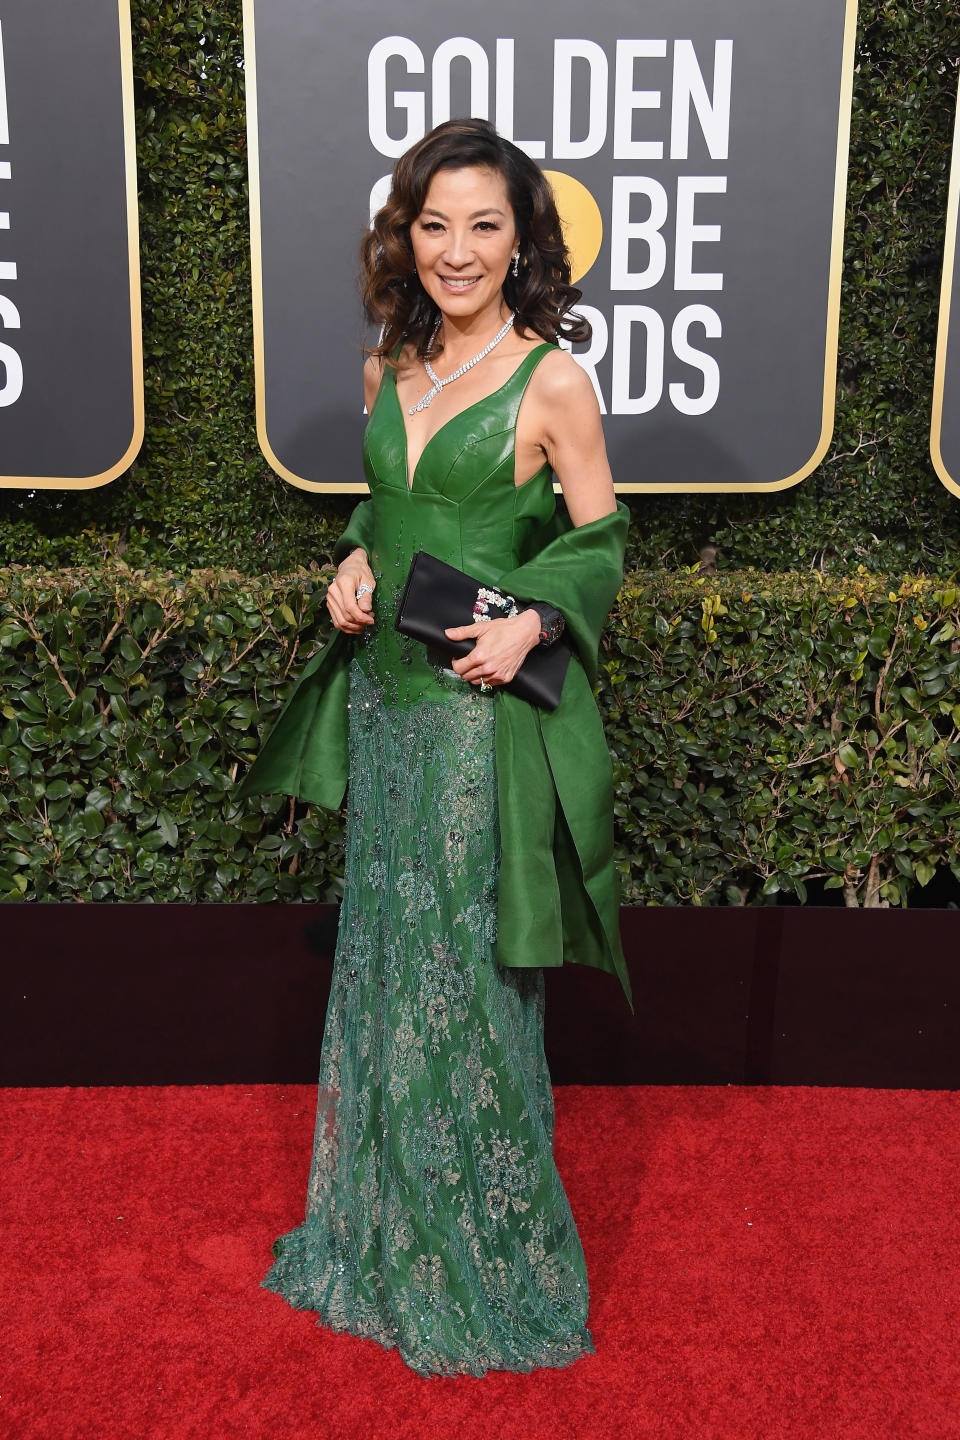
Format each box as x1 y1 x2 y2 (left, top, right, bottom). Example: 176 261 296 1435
394 550 571 710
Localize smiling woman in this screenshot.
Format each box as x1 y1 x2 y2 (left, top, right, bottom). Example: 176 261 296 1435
410 166 518 314
360 116 590 367
239 117 631 1379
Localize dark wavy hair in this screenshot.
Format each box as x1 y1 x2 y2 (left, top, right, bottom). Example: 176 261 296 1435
360 117 591 362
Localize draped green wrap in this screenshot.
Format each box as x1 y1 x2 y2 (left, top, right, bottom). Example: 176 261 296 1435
249 351 631 1378
495 501 632 1009
236 497 632 1011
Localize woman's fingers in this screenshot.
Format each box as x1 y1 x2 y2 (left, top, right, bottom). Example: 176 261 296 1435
327 595 363 634
345 572 376 621
452 655 488 681
452 640 505 685
450 614 536 685
327 571 376 632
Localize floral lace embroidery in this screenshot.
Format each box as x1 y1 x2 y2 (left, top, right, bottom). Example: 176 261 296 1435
260 658 593 1377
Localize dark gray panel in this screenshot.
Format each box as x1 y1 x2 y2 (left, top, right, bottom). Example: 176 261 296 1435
0 1 140 485
935 90 960 495
247 0 853 491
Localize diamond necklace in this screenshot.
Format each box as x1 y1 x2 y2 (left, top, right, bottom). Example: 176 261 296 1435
407 312 516 414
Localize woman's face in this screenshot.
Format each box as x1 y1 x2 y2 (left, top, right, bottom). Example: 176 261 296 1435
410 165 519 325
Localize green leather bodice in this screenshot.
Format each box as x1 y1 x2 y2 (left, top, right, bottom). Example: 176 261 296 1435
355 343 558 709
235 340 632 1008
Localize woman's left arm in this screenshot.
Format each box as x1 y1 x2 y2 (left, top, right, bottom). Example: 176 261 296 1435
446 350 615 686
534 349 618 526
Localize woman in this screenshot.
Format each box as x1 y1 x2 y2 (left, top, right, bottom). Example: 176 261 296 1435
237 117 631 1378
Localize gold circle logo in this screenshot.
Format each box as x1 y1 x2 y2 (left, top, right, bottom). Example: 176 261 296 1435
543 170 603 285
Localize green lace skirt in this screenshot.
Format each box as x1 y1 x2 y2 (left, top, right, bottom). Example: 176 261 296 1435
261 658 594 1378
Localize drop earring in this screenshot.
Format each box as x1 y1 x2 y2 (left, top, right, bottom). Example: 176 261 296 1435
511 249 520 278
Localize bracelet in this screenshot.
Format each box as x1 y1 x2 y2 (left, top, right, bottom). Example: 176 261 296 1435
522 601 565 647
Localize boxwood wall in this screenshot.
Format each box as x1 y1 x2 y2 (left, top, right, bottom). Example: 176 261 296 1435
0 2 958 576
2 565 959 907
2 7 960 910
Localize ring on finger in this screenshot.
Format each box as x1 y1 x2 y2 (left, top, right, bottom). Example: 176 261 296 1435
479 678 493 693
355 583 373 600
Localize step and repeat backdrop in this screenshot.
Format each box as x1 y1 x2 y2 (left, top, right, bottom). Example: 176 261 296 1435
2 2 956 502
243 0 858 493
0 1 142 490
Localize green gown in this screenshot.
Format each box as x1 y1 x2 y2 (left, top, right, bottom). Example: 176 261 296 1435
259 344 597 1377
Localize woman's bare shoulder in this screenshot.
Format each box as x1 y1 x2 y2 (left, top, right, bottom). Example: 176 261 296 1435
526 347 600 434
363 353 387 411
531 346 594 402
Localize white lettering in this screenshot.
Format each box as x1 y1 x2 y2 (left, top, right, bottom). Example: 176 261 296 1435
0 20 8 146
495 40 545 158
432 37 488 127
0 343 21 406
363 34 733 423
670 305 721 414
0 294 21 407
552 40 608 160
367 36 735 168
613 40 667 160
571 305 721 417
0 21 16 407
368 37 425 158
610 177 668 290
671 40 732 161
611 306 664 414
674 176 726 289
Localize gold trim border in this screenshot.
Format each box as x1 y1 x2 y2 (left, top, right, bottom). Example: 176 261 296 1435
244 0 858 495
0 0 144 490
930 73 960 499
242 0 367 493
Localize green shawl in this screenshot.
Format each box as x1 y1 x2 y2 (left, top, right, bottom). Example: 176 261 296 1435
235 499 633 1010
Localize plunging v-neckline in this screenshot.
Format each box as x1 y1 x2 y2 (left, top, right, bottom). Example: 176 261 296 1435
390 345 552 492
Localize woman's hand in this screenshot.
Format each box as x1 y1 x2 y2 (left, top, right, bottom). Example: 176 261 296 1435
326 547 376 634
445 610 541 688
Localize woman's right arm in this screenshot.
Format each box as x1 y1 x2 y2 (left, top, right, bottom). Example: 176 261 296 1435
325 356 384 634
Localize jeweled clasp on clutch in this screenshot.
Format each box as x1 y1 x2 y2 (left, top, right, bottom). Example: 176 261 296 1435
473 585 519 621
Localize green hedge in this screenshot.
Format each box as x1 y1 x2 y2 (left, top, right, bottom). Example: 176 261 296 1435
0 4 958 575
609 569 960 906
2 566 959 907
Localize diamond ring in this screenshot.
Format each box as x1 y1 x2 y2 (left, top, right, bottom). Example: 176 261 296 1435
355 583 373 601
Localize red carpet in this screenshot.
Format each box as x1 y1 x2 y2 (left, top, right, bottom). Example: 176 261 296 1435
2 1084 958 1439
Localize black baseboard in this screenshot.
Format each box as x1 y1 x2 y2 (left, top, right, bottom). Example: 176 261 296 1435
2 905 957 1088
